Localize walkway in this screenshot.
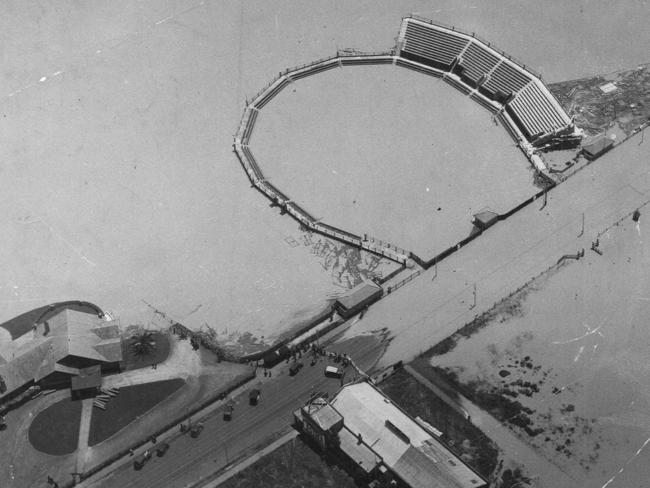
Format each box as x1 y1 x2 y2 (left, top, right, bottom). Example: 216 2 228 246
404 365 572 486
76 398 95 473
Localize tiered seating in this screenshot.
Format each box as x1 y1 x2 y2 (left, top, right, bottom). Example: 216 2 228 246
508 81 569 138
482 60 531 98
470 92 500 114
241 146 264 180
402 20 469 67
458 41 501 85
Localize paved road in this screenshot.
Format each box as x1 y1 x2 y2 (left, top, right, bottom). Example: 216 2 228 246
85 335 383 488
344 128 650 369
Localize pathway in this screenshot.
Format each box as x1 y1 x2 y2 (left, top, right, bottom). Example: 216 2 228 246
76 398 95 473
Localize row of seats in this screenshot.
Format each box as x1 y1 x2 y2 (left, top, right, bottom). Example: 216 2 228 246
482 60 532 98
458 42 501 84
509 81 569 137
402 21 469 66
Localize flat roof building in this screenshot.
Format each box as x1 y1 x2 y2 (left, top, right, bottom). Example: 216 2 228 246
334 280 383 319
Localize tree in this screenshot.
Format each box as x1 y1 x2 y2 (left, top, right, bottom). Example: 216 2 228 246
129 330 157 360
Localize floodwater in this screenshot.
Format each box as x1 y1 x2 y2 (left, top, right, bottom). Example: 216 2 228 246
432 219 650 487
253 64 534 259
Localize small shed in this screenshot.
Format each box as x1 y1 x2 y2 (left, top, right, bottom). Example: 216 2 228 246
472 210 499 231
334 281 383 319
582 136 614 160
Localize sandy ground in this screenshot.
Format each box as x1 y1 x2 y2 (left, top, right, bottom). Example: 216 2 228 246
2 2 650 485
1 0 649 354
431 216 650 488
254 64 535 259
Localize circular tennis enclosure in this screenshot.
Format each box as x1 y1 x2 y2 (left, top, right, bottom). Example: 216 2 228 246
234 17 577 264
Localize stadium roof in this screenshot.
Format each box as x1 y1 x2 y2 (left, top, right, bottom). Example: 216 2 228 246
0 309 121 398
331 382 486 488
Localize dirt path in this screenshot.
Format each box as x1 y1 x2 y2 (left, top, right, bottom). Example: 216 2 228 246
404 364 573 488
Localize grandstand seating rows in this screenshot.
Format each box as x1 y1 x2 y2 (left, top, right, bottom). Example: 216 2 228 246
458 42 501 84
481 60 531 98
397 17 572 142
508 81 569 137
402 21 469 67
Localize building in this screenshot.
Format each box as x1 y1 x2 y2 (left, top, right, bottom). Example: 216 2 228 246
334 280 383 319
294 381 487 488
581 135 614 160
0 308 122 401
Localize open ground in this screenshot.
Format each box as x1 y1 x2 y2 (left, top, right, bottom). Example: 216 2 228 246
253 64 535 259
427 213 650 488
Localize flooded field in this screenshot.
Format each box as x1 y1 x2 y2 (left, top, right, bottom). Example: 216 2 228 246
430 216 650 487
253 64 535 259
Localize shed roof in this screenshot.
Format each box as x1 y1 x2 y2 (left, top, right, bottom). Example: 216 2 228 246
336 281 382 311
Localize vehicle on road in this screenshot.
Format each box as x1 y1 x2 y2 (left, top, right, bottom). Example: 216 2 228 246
133 450 152 470
324 365 343 378
289 361 304 376
190 422 204 438
223 402 234 421
249 389 261 406
155 442 170 457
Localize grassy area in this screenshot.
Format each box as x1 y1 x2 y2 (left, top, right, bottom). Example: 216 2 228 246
379 368 498 480
0 301 102 340
119 331 171 371
28 397 82 455
221 435 357 488
88 379 184 446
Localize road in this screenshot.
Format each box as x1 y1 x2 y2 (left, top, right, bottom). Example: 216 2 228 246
84 335 383 488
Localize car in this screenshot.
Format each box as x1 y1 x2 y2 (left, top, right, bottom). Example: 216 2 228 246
223 403 234 421
133 450 152 470
324 365 343 378
190 422 204 438
249 389 261 406
289 362 304 376
155 442 170 457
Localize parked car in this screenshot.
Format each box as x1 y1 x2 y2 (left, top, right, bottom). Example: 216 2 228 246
289 362 304 376
190 422 204 438
133 450 152 470
324 365 343 378
155 442 170 457
223 403 234 421
249 389 261 406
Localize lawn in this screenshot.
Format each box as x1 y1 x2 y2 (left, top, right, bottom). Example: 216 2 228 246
88 378 184 446
221 435 357 488
28 397 82 455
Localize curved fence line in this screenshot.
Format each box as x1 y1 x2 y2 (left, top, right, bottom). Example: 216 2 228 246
235 52 413 264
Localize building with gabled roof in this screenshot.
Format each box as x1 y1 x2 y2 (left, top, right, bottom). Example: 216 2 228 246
0 308 122 400
294 381 487 488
